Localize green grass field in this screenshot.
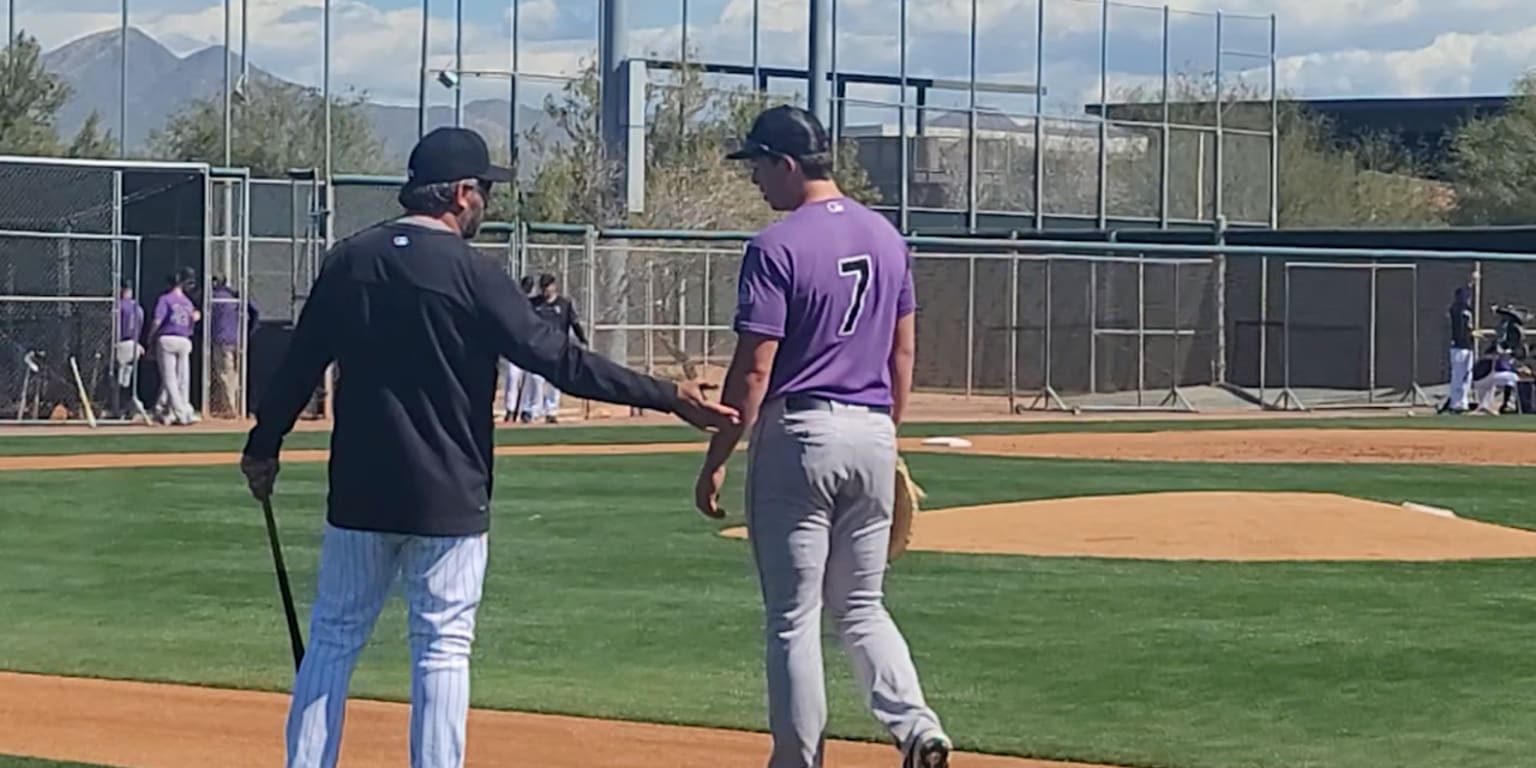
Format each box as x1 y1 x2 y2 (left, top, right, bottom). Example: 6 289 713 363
6 427 1536 768
2 412 1535 456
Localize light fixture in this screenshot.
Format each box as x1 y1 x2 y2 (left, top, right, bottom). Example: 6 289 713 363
436 69 460 89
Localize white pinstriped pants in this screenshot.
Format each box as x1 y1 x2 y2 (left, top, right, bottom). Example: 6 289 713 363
286 523 489 768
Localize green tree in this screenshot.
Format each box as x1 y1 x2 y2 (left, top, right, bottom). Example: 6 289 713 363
149 78 386 175
1105 73 1447 228
514 57 879 377
0 33 118 158
518 57 876 230
1447 71 1536 225
66 111 117 159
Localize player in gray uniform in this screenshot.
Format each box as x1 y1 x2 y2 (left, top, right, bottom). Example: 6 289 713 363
694 105 951 768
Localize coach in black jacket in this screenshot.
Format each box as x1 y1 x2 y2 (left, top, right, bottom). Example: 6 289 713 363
237 126 736 768
530 273 587 346
517 273 586 422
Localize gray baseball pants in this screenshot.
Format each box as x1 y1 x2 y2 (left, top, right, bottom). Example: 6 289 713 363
745 396 943 768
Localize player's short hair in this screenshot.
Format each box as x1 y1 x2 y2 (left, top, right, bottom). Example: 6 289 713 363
794 152 835 181
519 275 535 293
398 179 470 216
538 273 558 289
727 104 836 180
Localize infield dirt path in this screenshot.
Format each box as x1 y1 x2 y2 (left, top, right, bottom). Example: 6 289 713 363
5 428 1536 471
0 671 1104 768
919 428 1536 466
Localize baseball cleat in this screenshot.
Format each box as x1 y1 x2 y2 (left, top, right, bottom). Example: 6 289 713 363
903 731 951 768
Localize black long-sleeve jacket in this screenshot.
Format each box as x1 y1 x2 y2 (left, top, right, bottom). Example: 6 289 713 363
244 218 680 535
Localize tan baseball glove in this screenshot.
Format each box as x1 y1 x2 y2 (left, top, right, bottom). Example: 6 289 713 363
889 455 926 562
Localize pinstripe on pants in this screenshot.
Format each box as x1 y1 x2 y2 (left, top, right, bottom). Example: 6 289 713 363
287 523 489 768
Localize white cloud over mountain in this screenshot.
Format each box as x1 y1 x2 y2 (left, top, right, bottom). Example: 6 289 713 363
21 0 1536 119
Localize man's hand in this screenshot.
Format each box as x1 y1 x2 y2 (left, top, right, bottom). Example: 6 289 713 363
672 380 740 432
695 464 727 519
241 455 279 502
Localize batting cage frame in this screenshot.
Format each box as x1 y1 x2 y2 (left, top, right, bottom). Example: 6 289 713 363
1004 252 1214 414
1269 261 1431 411
0 154 219 427
0 229 144 425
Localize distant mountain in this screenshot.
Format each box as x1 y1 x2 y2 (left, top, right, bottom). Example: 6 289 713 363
41 27 559 172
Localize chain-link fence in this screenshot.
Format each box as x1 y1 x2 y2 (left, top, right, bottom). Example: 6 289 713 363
0 229 142 423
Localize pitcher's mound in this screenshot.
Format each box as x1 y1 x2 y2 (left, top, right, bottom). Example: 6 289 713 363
720 492 1536 561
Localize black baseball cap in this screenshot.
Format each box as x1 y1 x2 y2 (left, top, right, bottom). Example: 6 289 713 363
726 104 831 161
405 127 514 188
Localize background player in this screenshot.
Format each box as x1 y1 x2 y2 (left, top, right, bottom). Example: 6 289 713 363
1441 283 1474 414
240 126 736 768
113 282 144 416
501 275 536 422
209 275 260 419
146 271 201 426
518 273 588 423
693 105 951 768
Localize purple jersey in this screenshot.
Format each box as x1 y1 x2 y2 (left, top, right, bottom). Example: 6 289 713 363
210 286 240 345
117 297 143 342
734 197 915 407
154 291 197 338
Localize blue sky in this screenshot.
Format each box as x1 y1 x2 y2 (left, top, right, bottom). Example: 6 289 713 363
20 0 1536 119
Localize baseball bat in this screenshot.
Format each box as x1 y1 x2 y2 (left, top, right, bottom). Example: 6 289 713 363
259 496 306 670
69 356 97 428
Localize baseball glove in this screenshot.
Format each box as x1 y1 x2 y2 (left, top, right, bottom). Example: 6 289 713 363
889 455 926 562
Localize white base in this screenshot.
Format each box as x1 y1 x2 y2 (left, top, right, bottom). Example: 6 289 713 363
1402 501 1457 519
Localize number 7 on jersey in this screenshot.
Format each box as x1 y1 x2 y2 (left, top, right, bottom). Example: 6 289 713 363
837 255 872 336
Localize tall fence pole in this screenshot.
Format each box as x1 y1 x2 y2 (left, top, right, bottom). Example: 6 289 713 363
119 0 128 158
1031 0 1045 231
1137 253 1146 407
1096 0 1109 229
1258 255 1268 405
417 0 429 139
965 255 975 397
1008 252 1018 411
1368 262 1378 402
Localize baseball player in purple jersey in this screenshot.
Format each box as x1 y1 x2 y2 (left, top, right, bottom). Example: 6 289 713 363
694 105 951 768
147 272 202 426
114 283 145 411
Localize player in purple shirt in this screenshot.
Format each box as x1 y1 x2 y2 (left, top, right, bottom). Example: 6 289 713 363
694 104 951 768
114 283 146 414
209 276 260 418
147 272 202 425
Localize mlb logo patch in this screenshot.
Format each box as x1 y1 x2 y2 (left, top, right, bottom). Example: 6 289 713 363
393 235 410 247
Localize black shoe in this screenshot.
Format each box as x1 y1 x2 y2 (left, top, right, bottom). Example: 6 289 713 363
545 415 558 424
518 412 532 424
903 732 952 768
503 410 515 423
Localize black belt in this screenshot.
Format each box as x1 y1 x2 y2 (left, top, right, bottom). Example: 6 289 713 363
783 394 891 415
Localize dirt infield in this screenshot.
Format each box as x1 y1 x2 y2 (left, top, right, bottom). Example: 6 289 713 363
0 672 1102 768
919 429 1536 466
727 492 1536 562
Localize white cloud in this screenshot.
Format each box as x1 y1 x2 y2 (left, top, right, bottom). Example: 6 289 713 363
25 0 1536 113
